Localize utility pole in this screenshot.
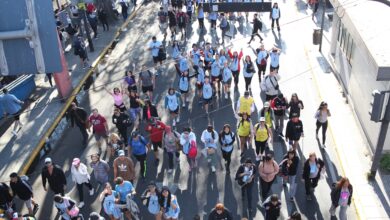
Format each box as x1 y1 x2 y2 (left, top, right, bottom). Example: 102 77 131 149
370 93 390 178
319 0 326 52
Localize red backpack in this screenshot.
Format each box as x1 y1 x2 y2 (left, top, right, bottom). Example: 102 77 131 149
188 140 197 158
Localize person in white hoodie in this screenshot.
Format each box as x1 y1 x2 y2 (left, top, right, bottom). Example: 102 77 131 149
201 125 219 173
263 70 280 101
71 158 94 208
180 127 197 171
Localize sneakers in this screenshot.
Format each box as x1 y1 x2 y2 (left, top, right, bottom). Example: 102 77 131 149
255 155 261 161
211 166 216 173
78 201 85 208
168 169 173 174
11 130 18 136
176 117 180 123
89 188 94 196
224 93 228 99
182 103 186 107
172 120 176 126
33 204 39 214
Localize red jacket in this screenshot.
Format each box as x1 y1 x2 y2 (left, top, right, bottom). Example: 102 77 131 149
146 121 166 142
228 49 243 73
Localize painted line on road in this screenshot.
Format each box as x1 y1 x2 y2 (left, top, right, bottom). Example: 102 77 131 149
303 45 363 220
20 5 143 175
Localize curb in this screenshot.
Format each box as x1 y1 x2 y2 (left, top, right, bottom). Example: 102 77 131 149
19 5 142 175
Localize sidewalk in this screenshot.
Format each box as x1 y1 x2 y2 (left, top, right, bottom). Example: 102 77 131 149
305 20 390 218
0 8 136 181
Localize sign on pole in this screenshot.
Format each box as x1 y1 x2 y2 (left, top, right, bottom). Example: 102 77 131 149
0 0 62 75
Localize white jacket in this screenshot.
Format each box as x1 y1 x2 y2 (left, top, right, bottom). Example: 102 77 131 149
71 163 90 184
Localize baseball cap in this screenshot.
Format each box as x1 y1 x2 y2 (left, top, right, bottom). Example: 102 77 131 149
259 117 266 122
118 150 125 156
264 102 270 108
72 158 81 166
44 157 52 164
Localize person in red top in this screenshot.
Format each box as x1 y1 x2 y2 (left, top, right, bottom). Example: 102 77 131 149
89 108 109 150
227 48 243 86
86 3 96 14
145 117 166 165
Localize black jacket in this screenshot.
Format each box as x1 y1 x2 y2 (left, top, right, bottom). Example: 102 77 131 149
263 199 281 219
70 107 88 127
235 163 256 186
285 119 303 140
41 164 67 191
142 105 159 121
10 178 33 201
302 158 324 180
280 154 299 176
208 208 233 220
112 112 130 129
331 184 353 207
253 18 263 32
0 183 13 205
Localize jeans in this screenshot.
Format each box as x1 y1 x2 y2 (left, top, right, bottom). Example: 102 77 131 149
304 177 319 195
129 108 140 121
283 175 297 197
260 177 275 199
271 18 280 30
76 181 93 202
274 114 284 133
241 182 254 216
167 151 180 169
207 149 217 168
76 124 88 144
134 154 147 178
244 77 253 91
249 30 263 42
329 204 348 220
316 120 328 144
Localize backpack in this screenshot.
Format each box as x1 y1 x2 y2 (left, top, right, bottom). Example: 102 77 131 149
255 123 269 137
188 140 197 158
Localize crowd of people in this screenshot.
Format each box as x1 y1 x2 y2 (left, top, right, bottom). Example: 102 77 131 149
0 0 354 220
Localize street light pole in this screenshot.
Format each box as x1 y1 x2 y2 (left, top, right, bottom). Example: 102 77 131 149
319 0 326 52
370 94 390 177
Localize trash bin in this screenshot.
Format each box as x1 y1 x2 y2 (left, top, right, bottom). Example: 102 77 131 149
313 29 321 45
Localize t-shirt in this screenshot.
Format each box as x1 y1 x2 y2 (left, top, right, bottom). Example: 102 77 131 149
149 41 162 57
140 71 153 87
89 114 107 134
339 188 350 206
148 193 160 214
309 162 318 178
115 181 134 203
158 11 168 23
113 157 135 181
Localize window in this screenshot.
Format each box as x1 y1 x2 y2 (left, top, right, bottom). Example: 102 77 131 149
337 22 354 66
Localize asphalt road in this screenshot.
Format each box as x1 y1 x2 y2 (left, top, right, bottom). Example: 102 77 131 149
15 1 357 219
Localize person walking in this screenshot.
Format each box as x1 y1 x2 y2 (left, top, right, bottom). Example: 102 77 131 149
219 124 235 174
140 181 161 219
178 71 192 108
221 62 233 100
260 102 275 130
254 117 273 161
9 173 38 215
270 3 281 31
113 150 135 183
146 117 167 165
329 177 353 220
235 158 256 216
165 88 182 127
242 55 256 91
0 88 24 136
163 126 181 174
302 152 325 200
159 187 180 220
279 149 299 201
256 44 269 82
112 108 131 143
53 194 79 220
73 35 90 69
71 158 94 208
128 131 149 179
180 127 197 171
263 71 280 101
236 91 255 118
201 125 219 173
158 7 169 39
69 102 89 145
269 47 281 73
197 4 205 32
99 183 121 220
89 108 109 151
247 13 263 44
227 48 243 87
143 99 159 122
104 87 127 112
271 93 288 138
262 194 281 220
118 0 129 20
128 90 143 124
258 152 279 200
315 101 331 148
287 93 304 119
139 65 156 100
90 153 110 185
236 112 253 156
149 36 163 67
97 8 109 31
41 158 67 196
218 13 229 44
202 77 213 114
87 12 98 39
107 133 125 158
115 177 136 220
285 113 304 150
208 203 233 220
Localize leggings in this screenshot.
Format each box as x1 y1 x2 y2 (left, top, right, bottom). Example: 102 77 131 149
232 70 239 85
222 150 232 169
304 177 319 195
255 140 267 156
244 77 252 91
167 151 180 169
76 181 93 202
260 177 275 199
134 154 147 178
316 120 328 144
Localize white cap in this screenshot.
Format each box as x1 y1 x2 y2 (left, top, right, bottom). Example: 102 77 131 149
118 150 125 156
45 157 52 163
260 117 266 122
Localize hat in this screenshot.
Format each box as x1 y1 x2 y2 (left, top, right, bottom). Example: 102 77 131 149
131 131 139 137
244 91 250 96
259 117 266 122
72 158 81 166
148 181 157 187
44 157 52 163
118 150 125 156
264 102 270 108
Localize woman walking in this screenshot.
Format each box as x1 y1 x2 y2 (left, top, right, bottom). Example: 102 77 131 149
141 181 161 220
254 117 273 161
123 69 137 92
112 108 131 142
107 133 125 158
128 90 143 123
104 87 126 112
219 124 235 174
128 131 149 179
71 158 94 208
159 187 180 220
53 194 80 220
236 112 253 156
279 149 299 201
258 152 279 200
210 54 222 95
202 77 213 114
243 55 256 91
221 61 233 100
329 177 353 220
180 127 197 171
288 93 304 119
201 125 219 173
163 126 181 173
228 48 243 87
302 152 325 200
165 88 182 127
315 101 331 148
100 183 121 220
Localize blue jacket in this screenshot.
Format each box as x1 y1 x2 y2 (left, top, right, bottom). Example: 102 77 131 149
0 94 22 115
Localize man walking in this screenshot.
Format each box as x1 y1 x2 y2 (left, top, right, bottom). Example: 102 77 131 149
69 102 89 145
0 88 24 136
247 13 263 44
41 158 67 196
9 173 39 215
